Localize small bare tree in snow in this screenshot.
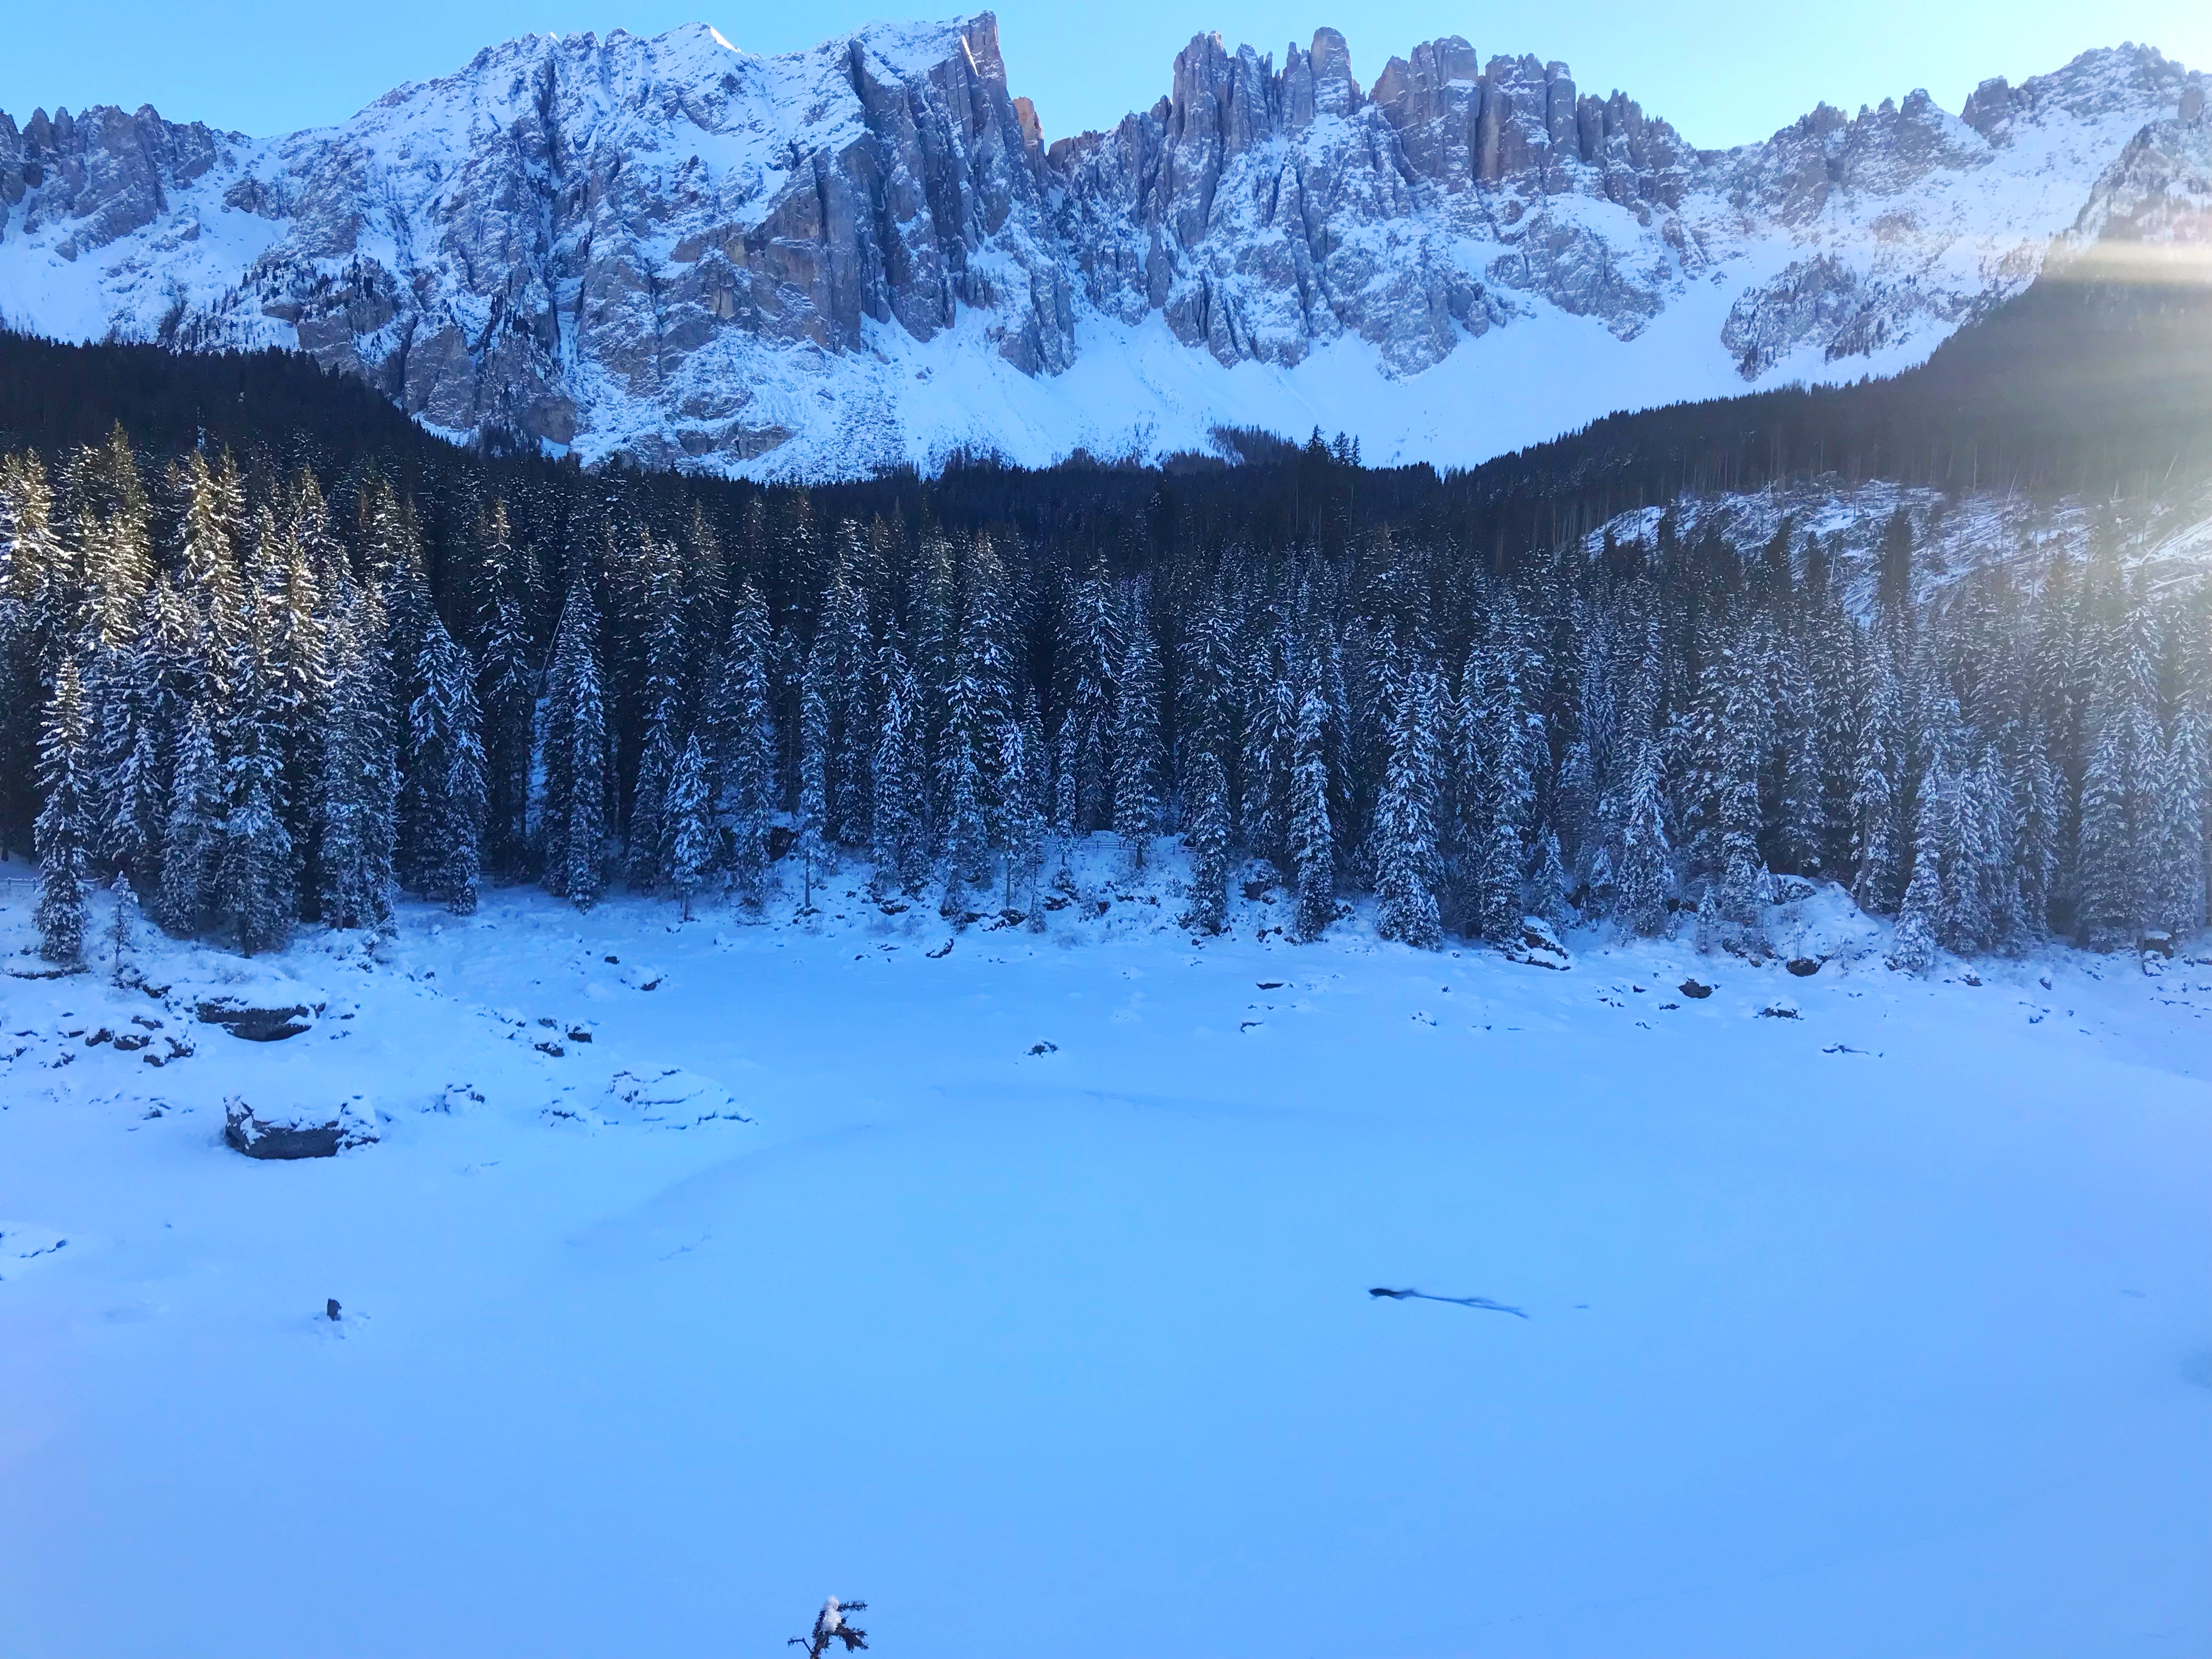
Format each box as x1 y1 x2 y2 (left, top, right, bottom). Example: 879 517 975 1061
788 1596 868 1657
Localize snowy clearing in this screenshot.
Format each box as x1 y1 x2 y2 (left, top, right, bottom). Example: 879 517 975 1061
2 849 2208 1657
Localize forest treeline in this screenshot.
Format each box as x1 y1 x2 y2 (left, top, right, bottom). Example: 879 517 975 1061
3 416 2205 973
1 251 2208 969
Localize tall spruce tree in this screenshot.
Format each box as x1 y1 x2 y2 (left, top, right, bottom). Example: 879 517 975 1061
1615 737 1672 937
33 656 93 964
664 734 713 920
158 701 224 939
998 705 1045 915
318 579 399 933
1182 746 1231 935
219 631 296 957
795 639 832 909
1373 661 1442 948
477 581 538 881
1889 776 1943 974
408 614 487 915
1112 588 1161 868
706 581 776 907
627 537 687 889
541 580 607 910
1290 681 1335 942
869 635 927 897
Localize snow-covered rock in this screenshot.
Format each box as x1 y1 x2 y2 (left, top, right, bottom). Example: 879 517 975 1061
0 19 2204 477
0 1222 71 1281
601 1067 751 1128
223 1094 377 1159
195 997 317 1042
1499 917 1572 970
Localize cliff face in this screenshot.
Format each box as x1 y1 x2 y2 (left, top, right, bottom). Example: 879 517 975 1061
0 16 2203 477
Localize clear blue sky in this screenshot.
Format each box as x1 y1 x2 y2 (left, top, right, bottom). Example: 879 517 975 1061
7 0 2208 151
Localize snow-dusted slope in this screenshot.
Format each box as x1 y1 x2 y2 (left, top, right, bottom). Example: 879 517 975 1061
0 16 2203 478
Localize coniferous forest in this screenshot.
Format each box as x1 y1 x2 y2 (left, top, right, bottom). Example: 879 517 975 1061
3 271 2209 975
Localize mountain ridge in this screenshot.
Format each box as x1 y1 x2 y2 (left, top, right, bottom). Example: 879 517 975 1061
0 15 2203 479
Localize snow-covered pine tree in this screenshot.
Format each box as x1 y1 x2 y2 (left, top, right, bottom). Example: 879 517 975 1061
318 579 398 933
795 639 832 909
664 733 713 921
1528 827 1572 932
1684 630 1770 935
1239 635 1296 868
1615 737 1672 938
1182 746 1231 935
219 630 295 957
105 868 140 985
1693 882 1721 954
819 552 876 848
936 535 1017 902
1875 507 1914 623
1018 686 1050 928
1177 592 1240 812
936 723 988 917
1923 737 1988 953
1888 771 1943 974
157 700 222 936
1810 603 1864 877
377 495 436 887
1373 661 1441 948
2013 737 2059 940
76 425 155 657
33 656 93 964
1460 622 1534 944
1112 591 1161 868
1850 654 1905 913
627 554 686 890
997 702 1045 916
868 633 927 898
1054 566 1121 834
258 506 331 917
1049 711 1079 879
177 452 247 659
540 580 607 910
93 591 167 890
3 452 87 687
1290 681 1335 942
2147 720 2207 939
679 504 729 673
1970 744 2023 947
705 580 775 907
283 468 348 591
2076 673 2151 950
476 577 537 882
407 614 487 915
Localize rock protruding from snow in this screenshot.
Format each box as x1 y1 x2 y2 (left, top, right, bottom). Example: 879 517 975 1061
195 998 315 1041
223 1096 376 1159
602 1068 752 1128
436 1083 485 1114
1499 917 1572 970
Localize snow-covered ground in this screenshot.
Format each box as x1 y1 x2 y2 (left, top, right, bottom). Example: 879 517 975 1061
2 845 2208 1657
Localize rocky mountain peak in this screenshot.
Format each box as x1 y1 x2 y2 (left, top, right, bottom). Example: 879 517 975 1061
0 18 2204 479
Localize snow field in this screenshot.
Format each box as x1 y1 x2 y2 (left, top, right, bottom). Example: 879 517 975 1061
1 845 2208 1657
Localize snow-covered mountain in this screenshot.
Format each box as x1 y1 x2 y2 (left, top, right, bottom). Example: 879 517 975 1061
0 15 2204 478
